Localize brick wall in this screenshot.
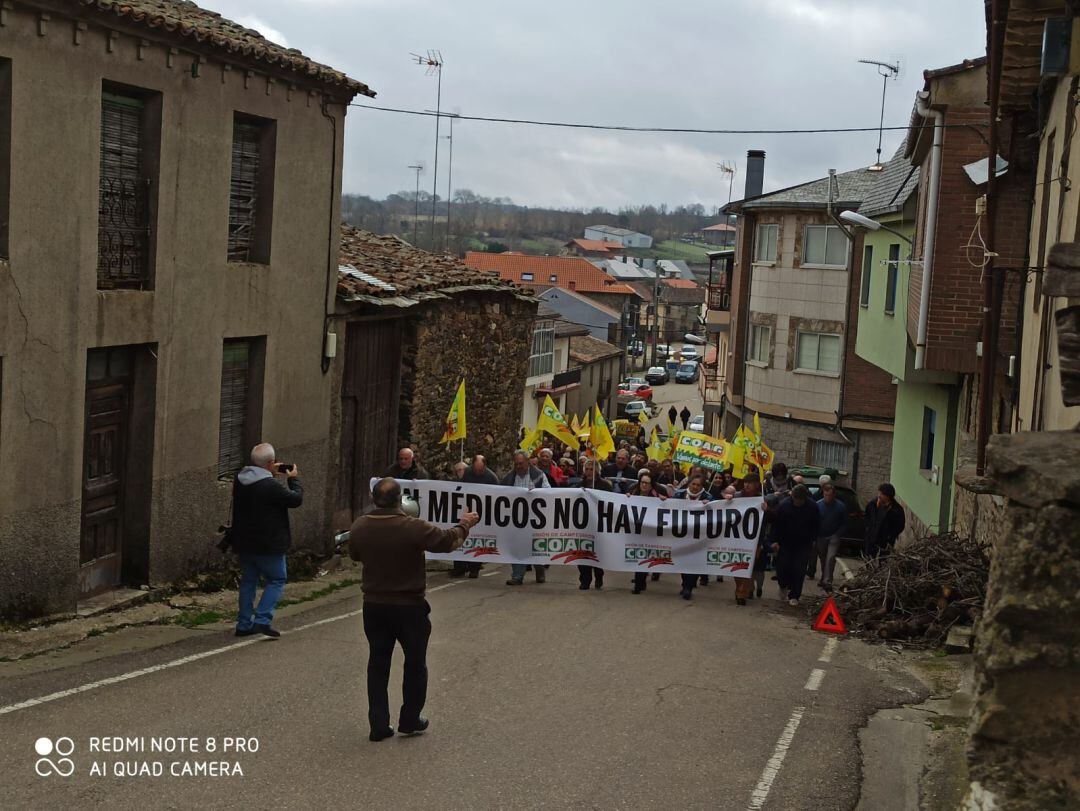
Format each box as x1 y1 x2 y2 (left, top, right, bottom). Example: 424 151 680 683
911 104 1033 374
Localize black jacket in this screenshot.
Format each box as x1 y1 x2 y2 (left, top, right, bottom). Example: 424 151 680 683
772 498 820 553
864 499 905 551
462 467 499 485
230 469 303 555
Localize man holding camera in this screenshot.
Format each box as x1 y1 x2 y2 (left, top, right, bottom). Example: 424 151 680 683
349 477 480 742
231 443 303 638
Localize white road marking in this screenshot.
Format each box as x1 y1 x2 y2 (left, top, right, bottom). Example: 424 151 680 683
818 637 839 663
747 706 806 810
803 668 826 692
837 558 854 581
480 568 503 577
0 577 469 716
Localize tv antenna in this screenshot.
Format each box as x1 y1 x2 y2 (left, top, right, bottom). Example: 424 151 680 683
717 161 736 206
858 58 900 170
412 50 444 246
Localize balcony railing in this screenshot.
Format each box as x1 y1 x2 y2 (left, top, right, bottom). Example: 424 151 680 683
552 367 582 388
707 284 730 311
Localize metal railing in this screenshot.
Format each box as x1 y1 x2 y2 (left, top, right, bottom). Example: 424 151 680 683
97 176 151 288
707 284 730 311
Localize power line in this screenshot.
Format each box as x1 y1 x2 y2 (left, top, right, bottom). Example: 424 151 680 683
348 102 982 136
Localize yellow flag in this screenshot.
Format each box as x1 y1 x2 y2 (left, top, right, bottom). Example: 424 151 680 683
439 379 467 444
519 426 543 453
590 404 616 459
753 412 762 439
570 413 581 434
729 430 750 479
576 411 591 441
646 426 667 462
537 395 580 449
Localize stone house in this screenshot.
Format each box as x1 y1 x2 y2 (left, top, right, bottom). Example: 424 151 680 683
519 303 588 429
0 0 370 618
722 159 896 503
331 227 536 524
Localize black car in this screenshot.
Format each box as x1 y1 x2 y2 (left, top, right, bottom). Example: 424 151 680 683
644 366 670 385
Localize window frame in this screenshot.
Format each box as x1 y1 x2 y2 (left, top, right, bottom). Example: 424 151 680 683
747 323 771 366
920 406 938 472
753 223 778 264
228 112 277 265
884 243 900 315
802 224 848 268
217 337 266 480
528 321 555 379
794 330 841 375
97 81 161 290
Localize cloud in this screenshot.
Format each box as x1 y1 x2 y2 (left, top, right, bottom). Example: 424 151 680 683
232 15 289 48
193 0 988 209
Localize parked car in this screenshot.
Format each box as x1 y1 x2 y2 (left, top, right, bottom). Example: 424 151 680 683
628 340 645 357
675 362 699 383
623 399 660 420
618 381 654 400
688 414 705 432
645 366 670 385
679 345 700 363
656 344 671 358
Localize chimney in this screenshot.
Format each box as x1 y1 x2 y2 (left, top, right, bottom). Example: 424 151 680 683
744 150 766 199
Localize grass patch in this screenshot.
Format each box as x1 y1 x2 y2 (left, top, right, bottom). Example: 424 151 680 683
174 610 225 628
277 578 361 608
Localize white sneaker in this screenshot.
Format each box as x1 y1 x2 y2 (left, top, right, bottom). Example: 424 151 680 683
788 598 799 607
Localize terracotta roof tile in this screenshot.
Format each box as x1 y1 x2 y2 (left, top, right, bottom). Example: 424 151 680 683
338 227 518 301
79 0 373 97
463 252 639 297
662 279 700 289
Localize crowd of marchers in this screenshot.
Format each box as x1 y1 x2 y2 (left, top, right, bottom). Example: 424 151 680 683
380 442 907 609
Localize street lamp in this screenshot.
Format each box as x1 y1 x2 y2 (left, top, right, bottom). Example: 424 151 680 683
839 209 913 245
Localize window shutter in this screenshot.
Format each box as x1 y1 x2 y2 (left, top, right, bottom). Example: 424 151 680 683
217 341 250 478
98 93 149 287
228 123 262 262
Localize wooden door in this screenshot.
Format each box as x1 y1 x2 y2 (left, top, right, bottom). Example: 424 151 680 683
79 347 133 597
340 319 403 518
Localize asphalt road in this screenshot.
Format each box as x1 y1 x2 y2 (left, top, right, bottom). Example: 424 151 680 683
0 565 922 809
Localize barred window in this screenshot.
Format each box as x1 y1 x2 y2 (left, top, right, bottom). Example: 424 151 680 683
98 89 152 288
808 438 851 472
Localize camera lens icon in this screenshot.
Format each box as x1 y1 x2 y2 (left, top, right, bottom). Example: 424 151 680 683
34 737 75 777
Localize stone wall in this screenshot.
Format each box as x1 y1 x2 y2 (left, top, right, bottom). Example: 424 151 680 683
963 431 1080 810
401 292 535 480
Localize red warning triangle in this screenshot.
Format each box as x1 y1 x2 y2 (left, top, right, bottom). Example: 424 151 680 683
812 596 847 635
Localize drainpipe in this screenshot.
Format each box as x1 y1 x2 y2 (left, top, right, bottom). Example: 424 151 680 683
914 90 944 371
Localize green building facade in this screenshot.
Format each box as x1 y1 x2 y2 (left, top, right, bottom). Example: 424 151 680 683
853 156 959 535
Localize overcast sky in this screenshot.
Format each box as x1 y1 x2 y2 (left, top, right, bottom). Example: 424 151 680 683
200 0 986 212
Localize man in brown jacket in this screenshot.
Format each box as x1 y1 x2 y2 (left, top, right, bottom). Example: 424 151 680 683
349 478 479 742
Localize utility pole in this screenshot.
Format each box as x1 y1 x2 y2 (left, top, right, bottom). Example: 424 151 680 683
412 50 444 247
650 266 661 369
407 163 423 246
427 111 460 253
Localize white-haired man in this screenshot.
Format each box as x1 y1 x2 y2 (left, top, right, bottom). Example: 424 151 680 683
230 443 303 638
384 447 430 480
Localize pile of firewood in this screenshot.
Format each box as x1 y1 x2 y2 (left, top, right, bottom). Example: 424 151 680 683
826 532 991 646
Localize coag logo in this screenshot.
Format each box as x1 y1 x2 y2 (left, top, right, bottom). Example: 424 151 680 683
462 537 500 557
34 737 75 777
624 546 673 568
707 550 753 572
533 537 598 564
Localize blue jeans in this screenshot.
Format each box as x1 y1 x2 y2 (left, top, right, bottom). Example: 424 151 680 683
237 553 287 630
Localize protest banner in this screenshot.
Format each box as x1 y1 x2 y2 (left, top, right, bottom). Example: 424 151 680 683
673 430 732 472
378 479 762 577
